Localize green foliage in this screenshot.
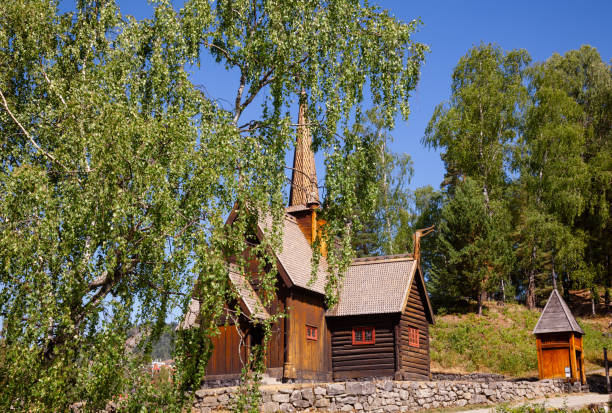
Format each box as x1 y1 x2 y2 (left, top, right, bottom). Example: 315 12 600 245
496 404 611 413
428 177 514 313
431 302 612 376
423 44 527 313
422 44 611 311
0 0 426 410
430 303 539 376
350 109 414 257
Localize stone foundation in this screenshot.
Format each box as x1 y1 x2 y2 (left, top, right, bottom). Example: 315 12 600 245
193 378 587 412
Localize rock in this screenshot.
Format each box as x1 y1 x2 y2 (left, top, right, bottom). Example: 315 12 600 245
199 396 218 407
195 389 210 398
272 393 290 403
355 402 364 410
290 390 302 402
416 389 432 398
385 405 400 412
362 382 376 395
340 404 354 411
293 399 311 409
398 389 409 400
346 382 363 395
280 402 295 412
472 395 487 404
337 396 358 404
217 394 229 404
327 382 346 396
383 381 394 392
314 386 327 396
279 387 294 394
302 388 315 402
261 401 280 413
315 398 330 408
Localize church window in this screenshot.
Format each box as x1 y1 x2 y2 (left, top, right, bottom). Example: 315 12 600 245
352 327 375 345
306 325 318 340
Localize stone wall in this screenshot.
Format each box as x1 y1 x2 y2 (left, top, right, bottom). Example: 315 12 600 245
193 379 586 412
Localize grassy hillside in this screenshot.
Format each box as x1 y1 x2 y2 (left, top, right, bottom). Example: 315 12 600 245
430 302 612 377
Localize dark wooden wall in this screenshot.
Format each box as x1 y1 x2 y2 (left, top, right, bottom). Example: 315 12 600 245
328 314 397 380
206 323 247 376
399 273 431 380
264 280 287 371
287 288 331 380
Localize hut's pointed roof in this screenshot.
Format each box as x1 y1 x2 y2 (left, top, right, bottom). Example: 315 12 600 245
533 289 584 335
289 93 319 207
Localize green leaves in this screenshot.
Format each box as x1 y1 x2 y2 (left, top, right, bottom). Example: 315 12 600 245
0 0 425 410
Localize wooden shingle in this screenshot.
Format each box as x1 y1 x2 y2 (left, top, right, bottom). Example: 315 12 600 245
533 289 584 335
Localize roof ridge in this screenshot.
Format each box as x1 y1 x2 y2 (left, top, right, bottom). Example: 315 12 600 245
351 253 414 266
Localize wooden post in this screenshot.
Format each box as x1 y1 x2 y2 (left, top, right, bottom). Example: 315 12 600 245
569 334 578 381
604 347 609 391
536 338 544 379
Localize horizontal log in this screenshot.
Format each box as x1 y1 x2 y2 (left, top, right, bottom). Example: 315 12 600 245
333 346 395 356
332 333 394 340
402 354 429 365
402 372 429 381
332 338 394 346
402 352 429 362
334 369 395 380
333 358 395 368
402 357 430 367
403 309 427 321
400 345 429 355
332 352 397 362
400 321 428 331
334 363 395 372
401 342 429 352
406 297 426 308
401 361 430 371
332 331 393 338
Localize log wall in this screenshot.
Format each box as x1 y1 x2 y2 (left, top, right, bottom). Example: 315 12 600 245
328 314 397 380
399 273 430 380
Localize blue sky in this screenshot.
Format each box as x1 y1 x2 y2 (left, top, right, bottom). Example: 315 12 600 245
67 0 612 192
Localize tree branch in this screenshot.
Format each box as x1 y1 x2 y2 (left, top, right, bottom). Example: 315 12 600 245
0 89 78 179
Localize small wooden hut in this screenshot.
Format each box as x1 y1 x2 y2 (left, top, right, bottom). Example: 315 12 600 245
533 289 586 383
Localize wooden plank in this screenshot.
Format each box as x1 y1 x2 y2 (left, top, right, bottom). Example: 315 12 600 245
334 369 395 380
333 358 395 368
536 338 544 379
333 346 395 356
402 363 430 373
570 334 578 381
402 351 429 361
334 363 395 372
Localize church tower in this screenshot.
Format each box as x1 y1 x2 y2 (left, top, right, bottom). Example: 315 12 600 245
289 92 319 207
287 92 321 245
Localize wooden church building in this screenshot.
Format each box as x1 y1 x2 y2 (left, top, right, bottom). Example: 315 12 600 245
533 289 586 383
181 101 435 382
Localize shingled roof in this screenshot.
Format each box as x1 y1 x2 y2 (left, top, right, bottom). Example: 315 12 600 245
326 254 433 319
533 289 584 335
178 264 270 330
255 213 328 295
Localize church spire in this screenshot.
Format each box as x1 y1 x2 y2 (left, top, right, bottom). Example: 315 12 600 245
289 91 319 207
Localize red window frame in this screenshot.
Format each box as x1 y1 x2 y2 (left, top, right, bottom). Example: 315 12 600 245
306 325 318 341
408 327 419 348
352 326 375 345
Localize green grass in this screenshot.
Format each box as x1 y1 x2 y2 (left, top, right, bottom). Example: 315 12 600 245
430 302 612 377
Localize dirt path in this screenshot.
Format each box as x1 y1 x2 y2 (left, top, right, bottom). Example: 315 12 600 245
457 393 611 413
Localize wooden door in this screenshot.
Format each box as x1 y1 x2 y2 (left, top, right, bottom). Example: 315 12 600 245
542 348 570 379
